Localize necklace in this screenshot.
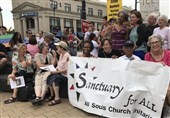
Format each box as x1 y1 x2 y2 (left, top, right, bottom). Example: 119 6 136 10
150 50 164 61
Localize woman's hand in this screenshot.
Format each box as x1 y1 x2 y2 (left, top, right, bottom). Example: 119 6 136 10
21 61 27 68
51 70 59 74
8 74 16 81
51 50 57 57
111 55 118 59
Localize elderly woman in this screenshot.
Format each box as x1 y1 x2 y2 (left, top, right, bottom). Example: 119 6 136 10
145 34 170 65
4 44 33 104
153 15 170 50
144 34 170 116
46 41 70 106
32 42 56 105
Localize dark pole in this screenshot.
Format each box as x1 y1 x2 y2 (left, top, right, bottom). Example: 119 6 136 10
53 5 55 28
135 0 139 11
81 0 86 20
50 0 57 34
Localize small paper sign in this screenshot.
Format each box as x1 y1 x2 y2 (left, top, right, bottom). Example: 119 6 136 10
10 76 25 89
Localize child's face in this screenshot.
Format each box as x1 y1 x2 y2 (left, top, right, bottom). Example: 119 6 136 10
83 43 91 55
123 47 134 55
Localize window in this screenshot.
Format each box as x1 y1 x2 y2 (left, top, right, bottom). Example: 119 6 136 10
76 20 81 32
65 3 71 12
26 18 35 29
97 22 101 31
88 8 93 16
49 17 60 33
98 9 103 17
77 6 82 13
64 18 73 28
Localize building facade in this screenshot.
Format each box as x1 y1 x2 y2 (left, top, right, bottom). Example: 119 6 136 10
12 0 106 37
140 0 170 23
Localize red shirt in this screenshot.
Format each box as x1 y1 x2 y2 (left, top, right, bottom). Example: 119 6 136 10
144 50 170 66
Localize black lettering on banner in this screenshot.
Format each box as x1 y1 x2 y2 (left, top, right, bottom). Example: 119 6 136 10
76 73 86 88
91 103 106 110
124 95 138 107
108 106 131 114
84 101 90 107
139 98 157 112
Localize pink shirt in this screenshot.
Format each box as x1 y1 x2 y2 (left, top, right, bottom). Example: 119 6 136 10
57 52 70 76
144 50 170 66
27 44 39 58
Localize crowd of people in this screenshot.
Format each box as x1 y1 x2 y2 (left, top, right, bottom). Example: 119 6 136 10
0 10 170 116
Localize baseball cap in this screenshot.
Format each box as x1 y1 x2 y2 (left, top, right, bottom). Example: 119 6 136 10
124 40 134 47
54 41 68 50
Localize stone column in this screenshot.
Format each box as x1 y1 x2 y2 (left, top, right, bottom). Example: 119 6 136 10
33 17 38 35
60 18 64 31
21 18 27 37
94 22 97 31
73 19 77 33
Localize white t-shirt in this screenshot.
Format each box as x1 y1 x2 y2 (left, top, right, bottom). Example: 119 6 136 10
90 40 99 57
118 54 141 61
36 37 44 45
84 30 99 41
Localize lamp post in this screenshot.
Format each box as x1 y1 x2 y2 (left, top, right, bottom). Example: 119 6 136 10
81 0 86 20
50 0 61 34
135 0 139 11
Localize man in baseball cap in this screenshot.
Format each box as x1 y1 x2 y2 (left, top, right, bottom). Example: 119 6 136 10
119 40 141 60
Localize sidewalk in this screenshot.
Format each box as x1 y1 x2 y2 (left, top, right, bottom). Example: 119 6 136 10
0 92 99 118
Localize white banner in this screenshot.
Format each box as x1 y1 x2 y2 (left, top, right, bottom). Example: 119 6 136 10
68 57 170 118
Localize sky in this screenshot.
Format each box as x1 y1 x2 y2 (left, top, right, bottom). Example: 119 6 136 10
0 0 13 29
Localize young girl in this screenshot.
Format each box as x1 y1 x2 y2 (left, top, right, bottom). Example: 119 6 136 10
79 40 95 57
88 33 101 57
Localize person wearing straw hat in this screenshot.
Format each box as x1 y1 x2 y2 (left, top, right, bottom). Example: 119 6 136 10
46 41 70 106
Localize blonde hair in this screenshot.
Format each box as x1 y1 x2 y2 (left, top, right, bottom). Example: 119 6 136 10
17 43 26 51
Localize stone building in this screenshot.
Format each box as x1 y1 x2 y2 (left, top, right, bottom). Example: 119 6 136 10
12 0 106 37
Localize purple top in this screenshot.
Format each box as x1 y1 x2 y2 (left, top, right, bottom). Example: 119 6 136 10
111 26 127 51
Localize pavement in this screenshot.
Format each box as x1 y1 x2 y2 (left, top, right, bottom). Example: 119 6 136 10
0 92 99 118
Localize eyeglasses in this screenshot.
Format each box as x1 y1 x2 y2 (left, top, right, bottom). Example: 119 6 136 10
150 41 160 45
28 32 32 34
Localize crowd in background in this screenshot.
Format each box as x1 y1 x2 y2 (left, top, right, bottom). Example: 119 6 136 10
0 10 170 116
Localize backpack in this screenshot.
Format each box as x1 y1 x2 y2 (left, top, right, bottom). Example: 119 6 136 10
17 82 35 102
